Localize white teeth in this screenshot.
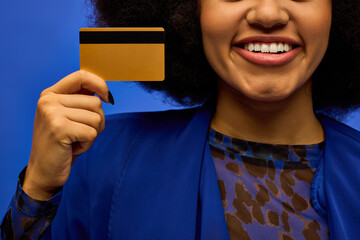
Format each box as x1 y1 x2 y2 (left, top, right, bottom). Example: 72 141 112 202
261 44 270 53
278 43 284 52
243 42 294 53
284 43 290 52
248 43 254 52
270 43 277 53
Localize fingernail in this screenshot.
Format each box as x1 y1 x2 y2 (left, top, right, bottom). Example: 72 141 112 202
108 90 115 105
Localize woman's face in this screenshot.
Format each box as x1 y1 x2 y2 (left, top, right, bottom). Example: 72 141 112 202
200 0 332 102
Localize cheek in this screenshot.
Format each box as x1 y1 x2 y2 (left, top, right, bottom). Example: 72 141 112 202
200 3 241 72
293 4 332 50
200 5 229 72
289 3 331 76
200 2 242 43
201 6 230 43
305 15 331 45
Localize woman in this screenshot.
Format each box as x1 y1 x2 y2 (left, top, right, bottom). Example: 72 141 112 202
1 0 360 239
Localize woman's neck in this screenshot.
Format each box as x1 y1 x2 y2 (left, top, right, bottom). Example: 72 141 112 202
210 80 324 145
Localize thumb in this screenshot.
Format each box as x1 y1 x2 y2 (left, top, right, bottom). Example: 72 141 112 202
72 140 95 156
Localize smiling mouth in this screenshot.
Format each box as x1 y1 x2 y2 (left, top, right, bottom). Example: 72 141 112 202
238 42 300 54
233 42 301 65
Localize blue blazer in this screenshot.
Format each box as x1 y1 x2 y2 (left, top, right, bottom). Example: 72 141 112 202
50 103 360 239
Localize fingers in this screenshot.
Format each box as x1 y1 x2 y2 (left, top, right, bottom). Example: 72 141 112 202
61 120 98 155
65 108 105 134
48 93 104 112
38 94 106 133
64 120 99 144
36 93 106 141
42 70 111 104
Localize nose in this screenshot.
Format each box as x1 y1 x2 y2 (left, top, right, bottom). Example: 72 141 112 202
246 0 289 29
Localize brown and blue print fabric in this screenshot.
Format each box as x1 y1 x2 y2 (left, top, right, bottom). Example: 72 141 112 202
208 129 329 240
1 168 60 240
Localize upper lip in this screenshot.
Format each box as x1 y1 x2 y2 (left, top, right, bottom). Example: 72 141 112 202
233 36 301 47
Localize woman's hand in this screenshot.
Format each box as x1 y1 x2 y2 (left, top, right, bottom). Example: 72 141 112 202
22 70 113 200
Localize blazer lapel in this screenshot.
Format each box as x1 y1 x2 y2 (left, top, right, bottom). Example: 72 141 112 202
108 101 228 239
318 114 360 239
196 143 230 240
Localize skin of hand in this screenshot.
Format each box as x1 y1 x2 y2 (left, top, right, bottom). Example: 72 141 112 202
22 70 113 200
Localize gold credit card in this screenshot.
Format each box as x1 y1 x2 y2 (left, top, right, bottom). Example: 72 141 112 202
80 28 165 81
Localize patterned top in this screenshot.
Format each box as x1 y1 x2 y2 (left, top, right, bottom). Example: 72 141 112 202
208 129 329 240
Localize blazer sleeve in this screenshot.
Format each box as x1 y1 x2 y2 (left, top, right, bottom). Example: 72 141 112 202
48 112 144 239
0 167 62 240
49 150 91 239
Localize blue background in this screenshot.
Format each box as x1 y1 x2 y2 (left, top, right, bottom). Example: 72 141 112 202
0 0 359 218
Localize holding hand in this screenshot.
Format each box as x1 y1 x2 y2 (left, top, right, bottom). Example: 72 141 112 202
23 70 114 200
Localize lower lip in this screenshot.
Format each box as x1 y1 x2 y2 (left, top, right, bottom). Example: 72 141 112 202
233 46 300 66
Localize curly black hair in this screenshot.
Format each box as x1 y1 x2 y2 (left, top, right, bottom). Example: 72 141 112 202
88 0 360 115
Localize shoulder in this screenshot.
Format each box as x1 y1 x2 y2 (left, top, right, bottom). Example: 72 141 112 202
317 113 360 144
104 107 200 133
86 107 202 164
315 117 360 235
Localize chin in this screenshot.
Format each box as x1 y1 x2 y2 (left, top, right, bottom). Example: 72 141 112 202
243 91 293 103
228 82 296 103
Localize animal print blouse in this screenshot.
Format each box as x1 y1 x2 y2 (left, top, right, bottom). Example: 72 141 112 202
208 129 329 240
